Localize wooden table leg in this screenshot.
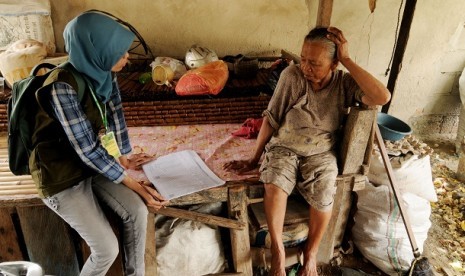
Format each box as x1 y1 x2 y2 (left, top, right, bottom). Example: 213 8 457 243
145 212 157 275
228 185 252 275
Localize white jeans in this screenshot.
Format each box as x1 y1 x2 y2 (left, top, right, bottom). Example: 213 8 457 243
42 175 148 276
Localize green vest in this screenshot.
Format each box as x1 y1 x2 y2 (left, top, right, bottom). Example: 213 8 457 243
29 70 104 198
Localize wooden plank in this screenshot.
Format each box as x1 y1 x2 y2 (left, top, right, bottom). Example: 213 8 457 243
317 174 362 263
0 196 42 208
0 208 23 262
0 172 33 179
332 180 355 248
150 206 244 230
316 0 333 27
0 189 38 195
0 184 36 190
17 205 80 275
339 108 376 175
145 213 157 275
0 179 35 185
362 119 376 175
167 186 229 206
228 185 252 275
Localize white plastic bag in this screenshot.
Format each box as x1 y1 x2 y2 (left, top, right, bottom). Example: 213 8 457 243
150 57 187 80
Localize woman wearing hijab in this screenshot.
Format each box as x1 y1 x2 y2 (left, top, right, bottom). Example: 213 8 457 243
29 12 165 275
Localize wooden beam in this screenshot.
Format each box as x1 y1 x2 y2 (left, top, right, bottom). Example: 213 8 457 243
0 208 24 261
382 0 417 113
228 185 252 275
150 206 245 230
316 0 333 27
145 213 157 275
17 206 80 275
339 107 377 175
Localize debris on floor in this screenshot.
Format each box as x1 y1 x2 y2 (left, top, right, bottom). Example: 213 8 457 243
420 135 465 275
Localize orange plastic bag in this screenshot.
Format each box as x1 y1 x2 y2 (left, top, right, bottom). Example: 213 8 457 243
175 60 228 96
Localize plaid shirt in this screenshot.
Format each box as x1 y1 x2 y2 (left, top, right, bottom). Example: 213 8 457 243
49 77 131 183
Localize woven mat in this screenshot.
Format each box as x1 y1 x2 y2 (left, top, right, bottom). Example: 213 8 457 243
118 69 273 102
127 124 260 182
0 67 273 132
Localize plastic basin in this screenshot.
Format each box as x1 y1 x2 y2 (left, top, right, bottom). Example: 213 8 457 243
377 112 412 141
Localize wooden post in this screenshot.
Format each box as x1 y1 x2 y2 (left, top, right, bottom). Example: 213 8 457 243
317 174 365 263
145 213 157 275
317 177 348 263
457 136 465 182
316 0 333 27
16 206 80 275
0 208 23 261
228 185 252 275
382 0 417 113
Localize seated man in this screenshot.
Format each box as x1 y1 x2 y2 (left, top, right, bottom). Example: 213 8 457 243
224 26 390 276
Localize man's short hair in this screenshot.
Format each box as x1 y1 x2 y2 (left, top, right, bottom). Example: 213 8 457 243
304 27 337 60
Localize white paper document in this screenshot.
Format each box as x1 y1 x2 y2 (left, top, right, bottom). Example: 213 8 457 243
142 150 226 200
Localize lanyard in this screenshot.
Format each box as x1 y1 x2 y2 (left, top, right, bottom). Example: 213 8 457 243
87 85 108 132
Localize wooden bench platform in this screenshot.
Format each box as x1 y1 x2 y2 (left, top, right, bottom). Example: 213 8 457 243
0 106 376 275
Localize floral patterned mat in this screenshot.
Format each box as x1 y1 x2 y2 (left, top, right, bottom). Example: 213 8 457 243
127 124 260 182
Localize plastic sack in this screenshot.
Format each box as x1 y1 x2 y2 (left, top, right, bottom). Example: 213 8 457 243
0 0 56 54
352 182 431 275
155 203 225 276
368 151 437 202
175 60 228 96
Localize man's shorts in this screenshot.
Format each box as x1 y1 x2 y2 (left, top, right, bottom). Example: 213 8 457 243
259 147 338 212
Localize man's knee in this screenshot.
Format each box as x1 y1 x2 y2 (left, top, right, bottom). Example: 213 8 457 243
264 183 288 198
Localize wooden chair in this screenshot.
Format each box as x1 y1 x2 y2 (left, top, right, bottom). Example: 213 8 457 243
243 106 377 267
151 105 377 273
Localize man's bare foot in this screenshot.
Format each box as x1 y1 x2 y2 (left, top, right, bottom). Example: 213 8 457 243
298 256 318 276
269 245 286 276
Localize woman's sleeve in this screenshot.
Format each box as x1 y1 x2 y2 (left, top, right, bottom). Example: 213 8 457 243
342 72 364 106
49 82 126 183
106 76 132 155
262 65 304 130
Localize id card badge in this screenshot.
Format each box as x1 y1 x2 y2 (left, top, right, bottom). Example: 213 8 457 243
100 131 122 158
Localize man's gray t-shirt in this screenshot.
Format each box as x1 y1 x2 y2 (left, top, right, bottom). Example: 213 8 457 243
263 64 363 156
